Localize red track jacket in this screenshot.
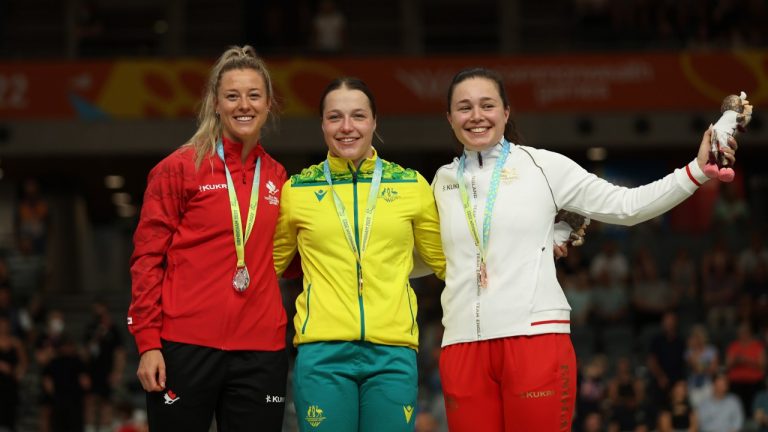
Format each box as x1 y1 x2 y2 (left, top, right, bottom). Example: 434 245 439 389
128 137 287 354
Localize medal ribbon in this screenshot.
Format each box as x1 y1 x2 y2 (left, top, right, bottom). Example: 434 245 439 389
217 139 261 269
457 140 510 275
323 157 383 294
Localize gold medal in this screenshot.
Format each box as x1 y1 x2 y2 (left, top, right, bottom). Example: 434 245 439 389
233 266 250 292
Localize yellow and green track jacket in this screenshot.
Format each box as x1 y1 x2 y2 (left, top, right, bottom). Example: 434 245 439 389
274 150 445 351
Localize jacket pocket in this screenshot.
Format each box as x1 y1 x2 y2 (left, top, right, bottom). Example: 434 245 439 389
530 246 570 313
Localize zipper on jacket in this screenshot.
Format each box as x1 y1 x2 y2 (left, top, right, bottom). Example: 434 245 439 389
478 152 483 168
406 284 416 335
350 164 366 341
301 283 312 334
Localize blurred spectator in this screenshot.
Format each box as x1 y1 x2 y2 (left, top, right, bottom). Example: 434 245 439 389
603 357 641 431
260 3 287 51
711 182 749 234
0 315 28 431
737 230 768 283
742 259 768 329
591 268 630 327
21 291 48 346
627 377 659 432
631 247 677 332
697 373 744 432
311 0 346 54
5 234 47 306
0 286 26 339
725 321 766 415
577 355 609 421
73 0 105 57
42 333 91 432
658 380 698 432
700 239 739 330
685 324 719 408
590 240 629 286
35 310 67 432
741 0 768 46
647 311 687 405
737 230 768 326
14 177 50 256
251 1 313 54
573 0 612 48
754 379 768 432
669 247 700 327
0 256 8 289
581 410 606 432
563 269 594 327
83 299 125 432
112 400 148 432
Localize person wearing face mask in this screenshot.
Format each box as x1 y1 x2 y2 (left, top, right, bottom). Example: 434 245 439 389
127 46 288 431
83 300 125 432
273 77 446 432
34 310 67 432
432 67 740 432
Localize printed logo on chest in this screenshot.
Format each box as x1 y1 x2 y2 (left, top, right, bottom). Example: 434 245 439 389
442 183 459 192
380 187 400 203
265 180 280 206
199 183 228 192
500 168 518 184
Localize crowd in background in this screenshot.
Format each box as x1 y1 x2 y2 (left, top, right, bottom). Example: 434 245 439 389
0 163 766 432
0 154 766 432
573 0 768 51
0 177 143 432
2 0 767 60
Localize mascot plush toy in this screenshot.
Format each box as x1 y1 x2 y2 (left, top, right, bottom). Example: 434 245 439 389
554 210 590 247
703 91 752 182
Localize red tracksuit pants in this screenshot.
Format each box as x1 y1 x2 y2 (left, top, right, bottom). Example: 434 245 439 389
439 333 577 432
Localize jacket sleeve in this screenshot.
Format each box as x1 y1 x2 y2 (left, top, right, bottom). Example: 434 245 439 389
412 174 446 280
127 156 185 354
539 149 709 226
273 179 299 277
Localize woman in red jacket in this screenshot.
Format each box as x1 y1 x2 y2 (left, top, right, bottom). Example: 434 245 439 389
128 46 288 432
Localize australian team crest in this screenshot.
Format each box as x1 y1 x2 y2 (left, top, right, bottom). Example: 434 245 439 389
306 405 326 427
380 187 399 203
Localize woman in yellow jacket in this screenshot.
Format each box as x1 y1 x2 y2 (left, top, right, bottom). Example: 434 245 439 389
273 77 445 432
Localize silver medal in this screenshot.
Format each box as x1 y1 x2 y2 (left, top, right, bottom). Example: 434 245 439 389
233 266 250 292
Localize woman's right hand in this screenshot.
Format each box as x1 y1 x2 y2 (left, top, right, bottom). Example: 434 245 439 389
137 349 166 392
696 127 737 170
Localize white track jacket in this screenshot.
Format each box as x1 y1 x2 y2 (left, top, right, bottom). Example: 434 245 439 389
432 141 709 347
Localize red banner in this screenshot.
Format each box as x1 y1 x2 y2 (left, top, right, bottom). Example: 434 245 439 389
1 51 766 119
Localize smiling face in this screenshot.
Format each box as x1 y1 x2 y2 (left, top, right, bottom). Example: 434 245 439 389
215 68 271 145
447 77 510 152
321 86 376 166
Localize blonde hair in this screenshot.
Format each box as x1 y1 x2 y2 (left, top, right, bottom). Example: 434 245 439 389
186 45 276 168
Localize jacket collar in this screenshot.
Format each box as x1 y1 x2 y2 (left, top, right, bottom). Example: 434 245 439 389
326 147 380 173
221 135 265 168
462 140 506 169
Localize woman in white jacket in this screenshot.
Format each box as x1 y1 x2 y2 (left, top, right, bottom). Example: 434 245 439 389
432 67 738 432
